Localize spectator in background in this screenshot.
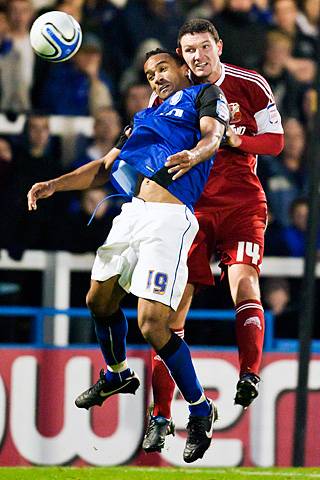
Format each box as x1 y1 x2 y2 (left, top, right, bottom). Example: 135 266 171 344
8 113 63 258
57 187 119 254
0 8 29 113
186 0 226 20
73 107 122 168
82 0 132 86
296 0 319 39
264 207 289 256
0 137 14 251
0 137 13 191
259 30 304 119
119 38 162 93
35 34 113 115
258 117 308 227
283 198 320 257
122 82 152 124
272 0 316 83
123 0 185 53
211 0 268 69
55 0 84 22
7 0 35 110
263 277 298 338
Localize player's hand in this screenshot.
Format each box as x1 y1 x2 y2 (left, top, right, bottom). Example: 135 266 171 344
225 127 242 148
27 181 55 211
165 150 198 180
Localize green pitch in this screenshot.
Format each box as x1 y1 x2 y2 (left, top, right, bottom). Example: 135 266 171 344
0 467 320 480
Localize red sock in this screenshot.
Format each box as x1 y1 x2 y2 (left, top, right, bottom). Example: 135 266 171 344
235 299 265 376
151 328 184 419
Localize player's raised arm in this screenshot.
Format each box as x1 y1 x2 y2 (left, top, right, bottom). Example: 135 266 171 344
27 147 120 211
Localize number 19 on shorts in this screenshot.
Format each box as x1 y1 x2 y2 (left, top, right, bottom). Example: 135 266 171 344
146 270 168 295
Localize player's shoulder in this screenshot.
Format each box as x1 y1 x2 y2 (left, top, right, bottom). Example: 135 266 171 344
223 63 273 99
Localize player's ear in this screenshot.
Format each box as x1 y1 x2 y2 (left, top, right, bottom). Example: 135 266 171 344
176 47 182 56
217 39 223 57
181 64 189 77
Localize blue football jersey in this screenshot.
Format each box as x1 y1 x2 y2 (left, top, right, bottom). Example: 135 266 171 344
114 83 229 209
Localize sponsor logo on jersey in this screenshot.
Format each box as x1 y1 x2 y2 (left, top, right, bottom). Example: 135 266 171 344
267 103 280 124
216 99 230 122
244 316 262 330
229 102 242 123
169 90 183 105
230 125 246 135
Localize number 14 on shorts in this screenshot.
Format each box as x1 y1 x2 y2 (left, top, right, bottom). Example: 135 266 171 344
236 241 260 265
146 270 168 295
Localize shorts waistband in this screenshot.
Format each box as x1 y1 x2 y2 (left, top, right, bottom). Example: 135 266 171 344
129 196 190 212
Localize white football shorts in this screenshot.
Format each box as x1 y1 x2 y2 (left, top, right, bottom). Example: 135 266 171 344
91 197 198 310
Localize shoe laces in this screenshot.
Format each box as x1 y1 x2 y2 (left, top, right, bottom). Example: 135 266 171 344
87 369 106 395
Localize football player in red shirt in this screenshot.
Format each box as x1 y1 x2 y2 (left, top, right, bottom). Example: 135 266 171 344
143 19 284 453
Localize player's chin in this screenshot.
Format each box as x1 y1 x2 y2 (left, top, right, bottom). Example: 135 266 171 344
193 66 211 78
159 88 173 100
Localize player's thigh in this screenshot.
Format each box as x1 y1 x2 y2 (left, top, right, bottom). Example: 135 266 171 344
138 297 171 330
130 204 198 311
169 283 195 330
86 276 126 316
91 202 138 291
137 298 172 350
217 201 267 274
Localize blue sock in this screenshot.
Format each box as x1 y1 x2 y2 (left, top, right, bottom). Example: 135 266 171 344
105 368 132 384
92 309 128 366
189 400 211 417
157 333 206 406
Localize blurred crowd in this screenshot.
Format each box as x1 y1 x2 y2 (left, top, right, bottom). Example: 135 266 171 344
0 0 319 343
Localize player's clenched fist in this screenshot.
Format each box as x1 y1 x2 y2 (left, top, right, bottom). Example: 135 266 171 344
27 181 55 211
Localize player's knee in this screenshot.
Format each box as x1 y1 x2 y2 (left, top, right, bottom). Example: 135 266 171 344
139 313 161 343
237 275 260 302
86 291 116 318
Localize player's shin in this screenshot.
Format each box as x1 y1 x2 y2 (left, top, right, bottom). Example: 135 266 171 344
151 328 184 418
93 309 131 380
234 299 264 407
235 299 265 375
156 333 210 416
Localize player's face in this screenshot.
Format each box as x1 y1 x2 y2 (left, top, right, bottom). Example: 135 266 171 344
178 32 223 83
144 53 189 100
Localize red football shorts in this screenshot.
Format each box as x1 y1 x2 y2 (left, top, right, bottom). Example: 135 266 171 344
188 200 267 286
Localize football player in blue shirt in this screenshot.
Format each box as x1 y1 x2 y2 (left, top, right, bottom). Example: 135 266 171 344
27 49 229 463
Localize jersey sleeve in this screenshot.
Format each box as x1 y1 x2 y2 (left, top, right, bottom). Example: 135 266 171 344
196 84 230 127
247 75 284 135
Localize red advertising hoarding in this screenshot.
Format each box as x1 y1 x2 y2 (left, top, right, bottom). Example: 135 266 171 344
0 348 320 467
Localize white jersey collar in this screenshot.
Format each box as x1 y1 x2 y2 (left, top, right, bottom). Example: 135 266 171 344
215 63 225 86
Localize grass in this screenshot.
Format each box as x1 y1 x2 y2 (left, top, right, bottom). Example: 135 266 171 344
0 467 320 480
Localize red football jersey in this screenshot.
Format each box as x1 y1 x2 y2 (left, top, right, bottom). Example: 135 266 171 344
196 63 284 210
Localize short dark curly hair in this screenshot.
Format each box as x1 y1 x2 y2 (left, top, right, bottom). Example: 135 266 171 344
145 48 185 67
177 19 220 48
